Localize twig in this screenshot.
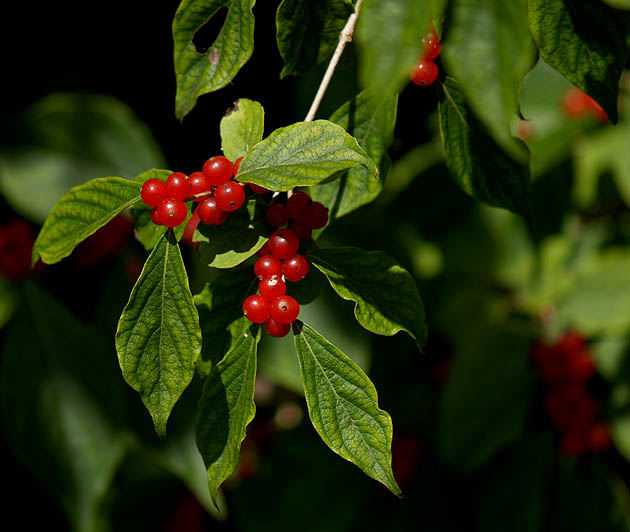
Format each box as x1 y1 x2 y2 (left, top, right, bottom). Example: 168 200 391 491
304 0 364 122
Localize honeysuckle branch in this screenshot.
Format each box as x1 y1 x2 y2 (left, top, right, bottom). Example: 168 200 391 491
304 0 364 123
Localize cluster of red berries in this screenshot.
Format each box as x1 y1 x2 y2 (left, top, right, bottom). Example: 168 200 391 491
140 155 257 228
410 28 442 87
0 220 38 282
531 330 611 457
562 87 608 123
242 191 328 338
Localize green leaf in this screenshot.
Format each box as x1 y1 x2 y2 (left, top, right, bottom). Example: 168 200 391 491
528 0 630 124
1 284 128 531
557 249 630 335
195 322 260 507
275 0 353 78
310 89 398 218
309 247 426 346
601 0 630 8
33 176 142 265
438 76 531 220
0 93 166 223
220 98 265 162
293 321 400 496
442 0 536 161
194 267 257 377
173 0 256 120
356 0 445 95
237 120 377 192
196 199 270 268
115 233 202 437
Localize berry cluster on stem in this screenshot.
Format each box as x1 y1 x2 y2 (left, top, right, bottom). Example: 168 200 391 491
410 27 442 87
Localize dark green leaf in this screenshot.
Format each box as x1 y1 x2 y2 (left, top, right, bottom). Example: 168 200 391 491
309 247 426 346
442 0 535 160
173 0 256 120
220 98 265 162
276 0 353 78
237 120 378 191
293 322 400 495
116 233 202 437
528 0 630 124
0 93 166 223
194 266 257 377
310 89 398 218
356 0 445 94
196 199 270 268
438 76 531 220
33 176 142 265
195 322 260 507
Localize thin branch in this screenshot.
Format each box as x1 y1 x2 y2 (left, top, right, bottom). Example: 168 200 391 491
304 0 364 122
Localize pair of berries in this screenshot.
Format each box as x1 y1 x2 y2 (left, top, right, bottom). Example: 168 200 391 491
140 155 247 228
410 28 441 86
530 331 611 457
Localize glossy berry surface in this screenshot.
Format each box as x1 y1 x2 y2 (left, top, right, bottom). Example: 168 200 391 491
264 317 291 338
181 209 201 248
156 198 188 227
259 275 286 301
141 178 168 207
268 229 300 260
243 295 271 323
283 254 309 282
266 204 289 227
286 192 312 223
165 172 191 200
270 294 300 324
421 31 441 60
150 207 162 225
254 255 283 280
203 156 233 186
215 181 246 211
188 171 209 199
197 196 226 225
233 156 243 176
410 60 438 86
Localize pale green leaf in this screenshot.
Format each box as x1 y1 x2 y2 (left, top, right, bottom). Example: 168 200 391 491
528 0 630 124
33 177 142 265
276 0 353 78
309 246 426 346
356 0 445 95
601 0 630 8
220 98 265 162
310 89 398 218
195 321 260 507
293 322 400 495
438 77 531 220
442 0 535 161
237 120 377 191
115 233 202 437
173 0 256 120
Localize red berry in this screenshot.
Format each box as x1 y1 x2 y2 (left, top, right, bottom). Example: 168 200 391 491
188 171 209 200
165 172 191 200
249 183 270 194
141 178 168 207
259 275 286 301
268 229 300 260
586 422 611 453
150 207 162 225
264 317 291 338
289 220 312 240
283 254 309 282
410 61 438 86
270 295 300 324
156 198 188 228
233 156 243 176
306 202 328 229
254 255 283 280
0 220 35 282
421 30 441 60
266 204 289 227
256 241 271 257
197 196 227 225
202 156 233 186
243 295 271 323
182 209 201 248
215 181 246 211
286 192 312 223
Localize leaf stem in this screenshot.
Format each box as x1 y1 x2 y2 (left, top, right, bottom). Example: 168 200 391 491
304 0 364 123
